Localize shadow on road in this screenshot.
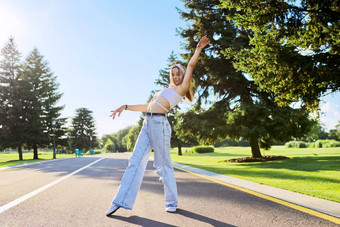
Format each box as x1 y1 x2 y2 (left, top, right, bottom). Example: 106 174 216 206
108 215 177 227
176 208 236 226
108 209 235 226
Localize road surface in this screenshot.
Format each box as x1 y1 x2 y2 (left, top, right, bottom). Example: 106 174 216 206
0 153 338 226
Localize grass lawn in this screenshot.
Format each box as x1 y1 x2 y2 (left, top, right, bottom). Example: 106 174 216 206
0 151 76 167
166 146 340 203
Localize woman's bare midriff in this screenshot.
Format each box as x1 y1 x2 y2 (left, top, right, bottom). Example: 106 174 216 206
147 96 170 113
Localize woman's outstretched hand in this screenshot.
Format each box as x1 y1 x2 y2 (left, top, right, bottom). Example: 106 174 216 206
196 35 210 51
110 105 125 120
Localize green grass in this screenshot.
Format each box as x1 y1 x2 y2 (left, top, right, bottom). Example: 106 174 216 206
166 146 340 203
0 151 76 167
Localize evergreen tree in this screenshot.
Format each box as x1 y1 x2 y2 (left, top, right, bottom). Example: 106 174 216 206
22 48 65 159
173 0 313 157
69 108 97 152
219 0 340 112
0 37 26 160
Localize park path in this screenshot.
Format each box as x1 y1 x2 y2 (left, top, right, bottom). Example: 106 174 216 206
0 153 338 226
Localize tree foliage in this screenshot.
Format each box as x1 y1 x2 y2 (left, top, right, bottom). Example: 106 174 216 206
101 126 132 153
0 37 25 159
113 126 132 152
336 121 340 139
22 48 65 159
125 125 140 151
174 0 314 157
305 121 329 141
219 0 340 111
69 108 97 152
104 138 116 152
0 37 65 159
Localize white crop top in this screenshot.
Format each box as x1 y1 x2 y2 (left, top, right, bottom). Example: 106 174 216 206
151 87 184 112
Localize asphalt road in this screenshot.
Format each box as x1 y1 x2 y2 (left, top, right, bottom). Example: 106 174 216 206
0 153 338 227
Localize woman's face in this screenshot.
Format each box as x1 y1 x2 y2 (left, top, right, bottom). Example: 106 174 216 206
172 67 183 86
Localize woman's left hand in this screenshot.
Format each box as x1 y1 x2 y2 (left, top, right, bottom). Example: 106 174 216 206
110 105 125 120
196 35 210 50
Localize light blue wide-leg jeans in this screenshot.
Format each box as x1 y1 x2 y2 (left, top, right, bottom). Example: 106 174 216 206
112 115 178 210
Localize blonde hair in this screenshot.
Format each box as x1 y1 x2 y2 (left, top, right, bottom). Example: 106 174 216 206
170 65 194 104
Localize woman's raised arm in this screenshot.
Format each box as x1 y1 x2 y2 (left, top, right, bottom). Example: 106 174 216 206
176 36 210 94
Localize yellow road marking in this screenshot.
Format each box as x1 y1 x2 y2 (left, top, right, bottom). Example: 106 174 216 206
174 166 340 225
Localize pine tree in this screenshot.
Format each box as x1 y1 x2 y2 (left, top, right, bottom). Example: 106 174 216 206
173 0 313 157
0 37 26 160
22 48 65 159
69 108 97 152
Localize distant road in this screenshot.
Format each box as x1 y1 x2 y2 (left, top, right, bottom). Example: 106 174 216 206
0 153 338 226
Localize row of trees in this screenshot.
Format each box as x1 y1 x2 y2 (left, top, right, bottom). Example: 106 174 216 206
0 37 98 159
0 37 64 160
99 118 340 154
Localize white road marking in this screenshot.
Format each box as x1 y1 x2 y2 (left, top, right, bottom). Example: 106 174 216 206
0 156 107 214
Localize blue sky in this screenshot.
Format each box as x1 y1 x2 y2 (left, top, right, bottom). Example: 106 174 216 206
0 0 339 137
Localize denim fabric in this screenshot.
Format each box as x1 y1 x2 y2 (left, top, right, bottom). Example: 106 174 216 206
112 115 178 210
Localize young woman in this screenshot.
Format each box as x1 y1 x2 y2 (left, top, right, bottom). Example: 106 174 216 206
106 36 210 216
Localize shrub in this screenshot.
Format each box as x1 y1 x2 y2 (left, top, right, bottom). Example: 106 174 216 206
323 143 331 148
298 142 307 148
192 146 214 153
285 142 294 148
315 140 323 148
286 139 340 148
314 139 339 148
330 141 340 147
285 141 308 148
326 140 340 147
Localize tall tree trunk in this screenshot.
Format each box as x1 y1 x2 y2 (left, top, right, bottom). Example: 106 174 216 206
177 141 182 156
33 144 38 159
18 146 23 160
249 134 262 158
